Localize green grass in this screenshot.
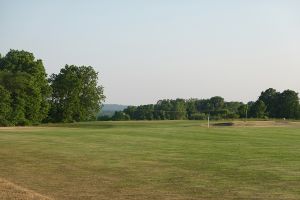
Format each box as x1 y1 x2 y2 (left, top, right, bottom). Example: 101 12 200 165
0 121 300 199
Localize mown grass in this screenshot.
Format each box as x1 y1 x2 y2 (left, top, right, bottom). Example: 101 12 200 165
0 121 299 199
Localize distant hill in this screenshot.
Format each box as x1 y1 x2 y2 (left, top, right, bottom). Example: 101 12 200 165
98 104 128 117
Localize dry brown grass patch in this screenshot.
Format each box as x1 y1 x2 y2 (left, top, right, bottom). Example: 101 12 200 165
0 178 53 200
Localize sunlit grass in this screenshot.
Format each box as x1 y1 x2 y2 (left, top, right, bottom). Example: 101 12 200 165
0 121 299 199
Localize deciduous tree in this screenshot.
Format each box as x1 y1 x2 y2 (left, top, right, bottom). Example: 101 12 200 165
48 65 105 122
0 50 51 125
0 85 11 126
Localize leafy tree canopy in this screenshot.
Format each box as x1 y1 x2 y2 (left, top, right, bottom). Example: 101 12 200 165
48 65 105 122
0 50 51 125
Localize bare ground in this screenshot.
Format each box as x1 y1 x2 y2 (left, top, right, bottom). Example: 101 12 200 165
212 120 300 127
232 120 300 127
0 178 53 200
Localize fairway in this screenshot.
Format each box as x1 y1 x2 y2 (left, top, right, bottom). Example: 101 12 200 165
0 121 300 199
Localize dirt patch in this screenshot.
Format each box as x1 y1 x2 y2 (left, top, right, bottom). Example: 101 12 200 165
0 178 53 200
0 126 40 131
208 120 300 128
226 120 300 127
0 126 61 132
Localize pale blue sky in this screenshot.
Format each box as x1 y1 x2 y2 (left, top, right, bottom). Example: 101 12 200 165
1 0 300 105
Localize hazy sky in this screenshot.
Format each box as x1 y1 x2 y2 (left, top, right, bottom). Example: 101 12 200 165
1 0 300 105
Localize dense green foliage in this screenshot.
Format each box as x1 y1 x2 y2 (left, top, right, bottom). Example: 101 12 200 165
0 50 51 125
1 49 299 125
0 85 11 125
0 50 105 126
110 97 242 121
257 88 300 119
249 100 267 118
110 89 300 121
48 65 105 122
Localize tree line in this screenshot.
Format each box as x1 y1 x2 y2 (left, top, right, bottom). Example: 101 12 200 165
106 89 300 121
1 49 299 126
0 50 105 126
